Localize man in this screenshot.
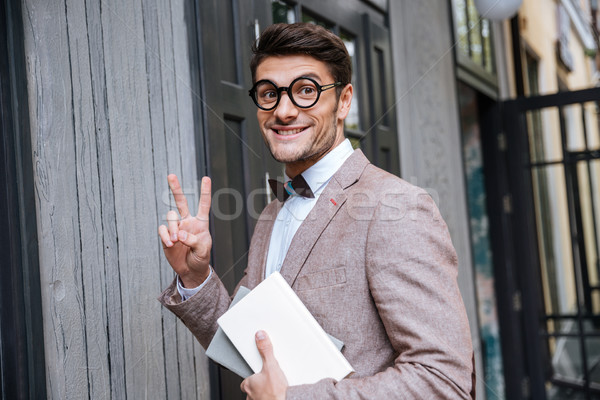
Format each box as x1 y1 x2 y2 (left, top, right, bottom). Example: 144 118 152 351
158 23 474 399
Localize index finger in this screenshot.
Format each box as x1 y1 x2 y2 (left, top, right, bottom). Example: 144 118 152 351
196 176 211 221
168 174 190 218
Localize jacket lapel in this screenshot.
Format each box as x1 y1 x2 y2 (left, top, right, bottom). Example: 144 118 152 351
246 200 282 288
279 150 370 286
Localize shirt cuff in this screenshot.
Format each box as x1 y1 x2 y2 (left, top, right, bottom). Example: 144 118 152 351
176 268 213 301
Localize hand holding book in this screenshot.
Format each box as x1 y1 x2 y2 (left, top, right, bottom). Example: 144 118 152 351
240 330 289 400
211 272 354 386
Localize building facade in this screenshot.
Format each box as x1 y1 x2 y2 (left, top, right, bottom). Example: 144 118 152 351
1 0 599 399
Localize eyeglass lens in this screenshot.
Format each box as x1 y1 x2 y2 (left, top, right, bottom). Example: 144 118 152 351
255 78 319 109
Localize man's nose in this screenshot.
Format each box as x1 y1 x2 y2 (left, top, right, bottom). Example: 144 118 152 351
273 91 299 121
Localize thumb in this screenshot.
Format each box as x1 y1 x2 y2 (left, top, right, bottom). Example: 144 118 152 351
255 330 275 367
177 230 198 249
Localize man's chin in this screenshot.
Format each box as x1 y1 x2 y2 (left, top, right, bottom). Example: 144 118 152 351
267 145 306 164
271 150 325 166
271 152 302 164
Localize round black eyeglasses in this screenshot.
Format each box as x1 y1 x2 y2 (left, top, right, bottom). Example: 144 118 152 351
248 76 342 111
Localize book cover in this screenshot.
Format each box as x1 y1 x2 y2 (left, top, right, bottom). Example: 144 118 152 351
217 272 354 386
206 285 345 379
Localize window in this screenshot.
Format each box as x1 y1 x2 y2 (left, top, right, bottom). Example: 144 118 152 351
452 0 495 73
272 0 295 24
339 30 360 131
451 0 498 95
301 10 334 30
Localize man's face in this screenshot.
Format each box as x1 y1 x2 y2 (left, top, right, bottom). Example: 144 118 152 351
254 55 351 176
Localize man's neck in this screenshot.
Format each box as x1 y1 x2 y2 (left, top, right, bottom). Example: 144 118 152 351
284 136 346 178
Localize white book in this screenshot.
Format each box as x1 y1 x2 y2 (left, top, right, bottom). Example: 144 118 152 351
217 272 354 386
205 286 345 379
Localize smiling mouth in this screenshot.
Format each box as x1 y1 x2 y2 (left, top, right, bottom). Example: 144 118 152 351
275 127 306 136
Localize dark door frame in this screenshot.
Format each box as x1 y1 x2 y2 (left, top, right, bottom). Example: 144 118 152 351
459 88 530 400
484 96 547 400
0 1 46 398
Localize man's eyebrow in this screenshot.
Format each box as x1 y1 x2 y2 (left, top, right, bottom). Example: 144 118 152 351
256 72 325 85
274 72 323 84
297 72 321 81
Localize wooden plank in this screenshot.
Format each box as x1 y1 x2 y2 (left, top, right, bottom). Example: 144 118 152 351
193 340 211 399
22 0 212 397
21 1 89 398
171 0 201 186
99 0 167 397
83 0 127 397
169 1 210 398
64 0 112 397
140 0 182 398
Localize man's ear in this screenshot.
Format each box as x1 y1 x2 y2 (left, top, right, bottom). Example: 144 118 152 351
336 83 353 121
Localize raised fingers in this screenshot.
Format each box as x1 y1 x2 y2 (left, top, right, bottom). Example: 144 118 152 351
158 224 173 248
168 174 190 218
196 176 211 223
166 210 179 241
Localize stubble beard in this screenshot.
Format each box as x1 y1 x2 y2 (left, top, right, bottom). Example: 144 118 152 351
263 107 338 164
266 114 339 165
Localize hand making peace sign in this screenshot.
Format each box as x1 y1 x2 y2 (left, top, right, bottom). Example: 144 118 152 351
158 174 212 288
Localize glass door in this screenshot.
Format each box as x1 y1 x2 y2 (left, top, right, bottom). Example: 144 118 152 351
504 87 600 399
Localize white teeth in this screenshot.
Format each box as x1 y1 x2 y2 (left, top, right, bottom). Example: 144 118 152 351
276 128 303 135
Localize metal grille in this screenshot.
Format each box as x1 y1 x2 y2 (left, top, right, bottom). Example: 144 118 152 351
505 87 600 399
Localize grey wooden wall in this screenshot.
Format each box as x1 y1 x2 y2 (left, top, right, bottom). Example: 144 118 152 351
21 0 210 398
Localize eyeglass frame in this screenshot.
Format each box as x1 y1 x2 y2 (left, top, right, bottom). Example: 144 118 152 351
248 76 342 111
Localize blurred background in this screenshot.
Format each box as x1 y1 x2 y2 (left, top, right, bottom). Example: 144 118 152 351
1 0 599 399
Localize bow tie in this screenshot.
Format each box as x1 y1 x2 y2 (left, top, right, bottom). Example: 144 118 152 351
268 175 315 202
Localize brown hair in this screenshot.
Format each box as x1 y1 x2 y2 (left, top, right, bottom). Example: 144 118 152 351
250 23 351 96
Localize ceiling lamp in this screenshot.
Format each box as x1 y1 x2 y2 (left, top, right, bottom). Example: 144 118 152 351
474 0 523 21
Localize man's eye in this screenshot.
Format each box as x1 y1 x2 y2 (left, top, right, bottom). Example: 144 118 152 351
299 86 315 96
261 90 277 100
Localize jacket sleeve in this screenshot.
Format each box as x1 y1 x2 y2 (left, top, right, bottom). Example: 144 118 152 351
286 189 475 399
158 271 244 349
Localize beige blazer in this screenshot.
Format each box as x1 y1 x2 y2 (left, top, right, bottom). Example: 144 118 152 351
159 150 475 399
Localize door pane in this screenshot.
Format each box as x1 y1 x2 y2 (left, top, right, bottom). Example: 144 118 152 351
481 19 493 73
547 337 600 399
592 159 600 281
466 0 482 65
272 0 295 23
219 0 242 84
552 336 585 383
301 10 334 29
526 107 564 163
564 104 587 152
532 165 576 317
453 0 470 55
576 161 600 316
340 30 360 131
